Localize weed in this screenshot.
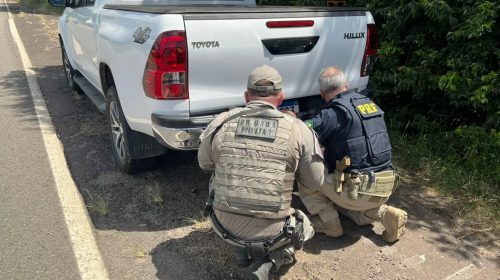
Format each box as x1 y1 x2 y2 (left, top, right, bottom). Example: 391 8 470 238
84 189 109 216
184 212 210 232
146 181 164 205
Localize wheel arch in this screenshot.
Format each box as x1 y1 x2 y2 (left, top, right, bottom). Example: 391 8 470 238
99 63 115 97
59 33 76 70
101 65 167 162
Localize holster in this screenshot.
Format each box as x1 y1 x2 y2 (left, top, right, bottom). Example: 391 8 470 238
347 174 361 200
289 211 305 250
332 170 344 193
208 209 293 259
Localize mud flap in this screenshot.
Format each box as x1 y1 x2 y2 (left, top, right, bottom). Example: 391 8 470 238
127 129 167 159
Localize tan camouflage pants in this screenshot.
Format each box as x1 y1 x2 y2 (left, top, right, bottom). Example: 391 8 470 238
298 170 390 225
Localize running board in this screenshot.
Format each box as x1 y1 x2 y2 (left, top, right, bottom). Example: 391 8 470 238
73 74 106 113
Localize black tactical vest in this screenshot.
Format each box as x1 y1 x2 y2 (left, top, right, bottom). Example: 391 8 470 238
324 91 392 173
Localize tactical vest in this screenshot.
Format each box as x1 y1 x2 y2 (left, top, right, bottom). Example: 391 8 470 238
326 91 392 173
211 106 297 219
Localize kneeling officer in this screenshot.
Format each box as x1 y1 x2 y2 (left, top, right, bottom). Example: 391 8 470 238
299 66 407 243
198 65 324 279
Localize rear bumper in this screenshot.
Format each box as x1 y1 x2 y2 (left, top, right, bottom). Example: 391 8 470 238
151 113 215 150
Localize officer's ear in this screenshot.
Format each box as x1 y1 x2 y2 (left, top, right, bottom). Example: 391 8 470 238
244 91 251 103
319 91 326 100
277 91 284 106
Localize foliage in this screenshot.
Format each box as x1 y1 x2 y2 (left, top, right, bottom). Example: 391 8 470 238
347 0 499 131
19 0 64 13
184 212 210 232
84 188 109 216
392 125 499 198
391 125 499 222
146 181 164 205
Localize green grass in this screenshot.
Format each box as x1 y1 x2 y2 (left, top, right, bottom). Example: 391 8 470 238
84 188 109 216
18 0 64 14
391 128 499 235
146 181 164 205
184 212 210 231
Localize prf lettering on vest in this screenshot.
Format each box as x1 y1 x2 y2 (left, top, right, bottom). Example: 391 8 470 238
357 102 378 115
236 117 278 140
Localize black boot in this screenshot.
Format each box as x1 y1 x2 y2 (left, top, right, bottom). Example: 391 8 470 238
234 247 252 267
247 258 274 280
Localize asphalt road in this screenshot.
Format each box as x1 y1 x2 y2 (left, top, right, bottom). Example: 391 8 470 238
0 2 498 280
0 3 81 280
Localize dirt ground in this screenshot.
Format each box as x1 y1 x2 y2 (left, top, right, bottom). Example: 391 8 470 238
6 1 499 279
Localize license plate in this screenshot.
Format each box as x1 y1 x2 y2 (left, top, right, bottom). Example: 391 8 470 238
279 100 299 113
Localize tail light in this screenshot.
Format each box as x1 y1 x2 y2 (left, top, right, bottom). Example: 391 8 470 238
143 31 188 99
360 24 378 77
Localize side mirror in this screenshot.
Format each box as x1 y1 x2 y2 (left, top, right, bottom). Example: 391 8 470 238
47 0 65 7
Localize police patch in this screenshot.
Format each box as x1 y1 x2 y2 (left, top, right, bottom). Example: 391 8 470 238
236 117 278 140
353 100 383 118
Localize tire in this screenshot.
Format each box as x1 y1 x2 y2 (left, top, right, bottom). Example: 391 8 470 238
61 43 81 95
106 86 159 173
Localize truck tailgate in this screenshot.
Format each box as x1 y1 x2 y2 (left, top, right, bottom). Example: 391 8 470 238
184 8 368 114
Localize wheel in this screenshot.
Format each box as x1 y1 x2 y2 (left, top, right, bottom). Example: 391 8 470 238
61 43 81 94
107 86 140 173
106 86 160 173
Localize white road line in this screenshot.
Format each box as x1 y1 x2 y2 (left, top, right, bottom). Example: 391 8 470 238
3 1 109 279
444 264 481 280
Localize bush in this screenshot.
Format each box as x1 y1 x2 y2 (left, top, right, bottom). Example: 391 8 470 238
392 125 499 197
391 125 499 217
348 0 499 131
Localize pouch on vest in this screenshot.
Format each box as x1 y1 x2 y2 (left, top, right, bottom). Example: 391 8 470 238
357 170 396 197
213 155 286 213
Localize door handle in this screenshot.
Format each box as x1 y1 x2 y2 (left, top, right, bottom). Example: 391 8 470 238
262 36 320 55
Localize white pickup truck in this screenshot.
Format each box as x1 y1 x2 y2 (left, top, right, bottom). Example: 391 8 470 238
48 0 378 173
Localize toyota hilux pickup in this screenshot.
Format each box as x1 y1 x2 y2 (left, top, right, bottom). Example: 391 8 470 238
48 0 378 173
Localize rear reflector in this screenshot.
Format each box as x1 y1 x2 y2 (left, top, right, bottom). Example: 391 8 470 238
266 20 314 28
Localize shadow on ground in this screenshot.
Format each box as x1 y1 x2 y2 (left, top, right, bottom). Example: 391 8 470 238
0 70 41 129
149 226 364 280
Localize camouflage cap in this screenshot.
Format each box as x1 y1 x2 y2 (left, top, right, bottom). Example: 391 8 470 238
247 65 283 92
